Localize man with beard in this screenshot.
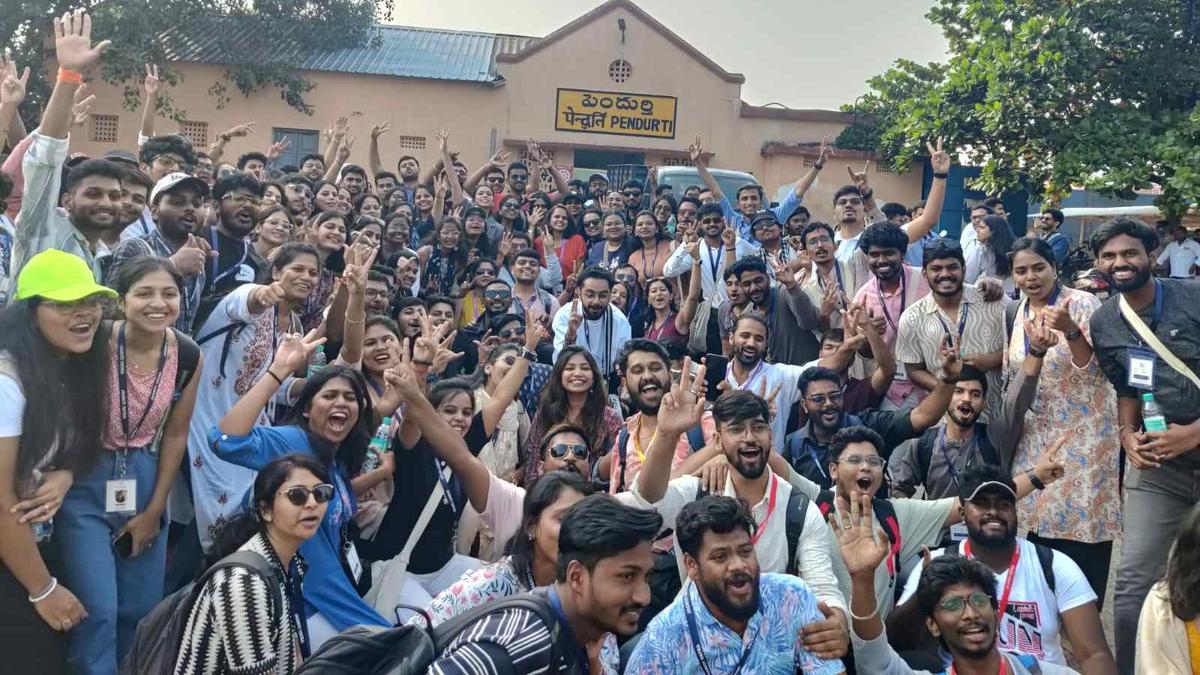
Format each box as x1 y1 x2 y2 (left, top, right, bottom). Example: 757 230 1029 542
897 238 1007 420
750 209 799 264
635 384 851 660
339 164 368 198
784 335 958 489
798 222 850 333
627 496 846 674
392 296 428 342
587 172 610 204
785 423 1063 624
364 268 393 316
299 152 326 182
730 255 822 366
236 151 268 181
1087 218 1200 672
505 247 560 321
280 173 314 222
448 279 522 376
552 267 632 385
428 495 661 674
835 493 1078 675
374 171 397 195
105 167 153 250
887 466 1115 673
196 173 267 317
676 196 700 234
104 172 211 332
121 133 196 240
506 161 531 204
787 205 812 236
14 14 123 281
1034 207 1070 267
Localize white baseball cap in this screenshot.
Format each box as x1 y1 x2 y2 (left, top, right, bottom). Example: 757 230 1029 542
150 172 210 204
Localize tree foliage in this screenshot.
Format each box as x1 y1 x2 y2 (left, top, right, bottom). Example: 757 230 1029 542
0 0 394 126
840 0 1200 216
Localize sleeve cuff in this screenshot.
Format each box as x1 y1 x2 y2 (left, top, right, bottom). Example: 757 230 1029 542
28 131 71 165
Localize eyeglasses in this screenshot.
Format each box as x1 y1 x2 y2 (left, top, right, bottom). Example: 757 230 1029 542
654 204 672 212
365 289 390 299
839 455 886 469
700 217 723 225
549 443 588 460
583 219 602 227
279 483 335 506
499 326 525 339
835 198 864 207
624 191 642 199
615 274 637 284
937 591 994 615
483 289 512 301
43 295 104 314
223 193 263 207
263 219 293 230
502 202 520 209
509 173 529 181
723 421 771 438
155 154 187 170
805 390 844 405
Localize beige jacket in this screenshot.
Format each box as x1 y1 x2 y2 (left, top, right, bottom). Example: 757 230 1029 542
1137 581 1192 675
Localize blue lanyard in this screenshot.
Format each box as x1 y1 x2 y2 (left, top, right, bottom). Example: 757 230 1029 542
207 228 249 287
706 242 724 284
433 457 458 517
1022 283 1061 353
936 426 977 487
547 586 590 675
876 270 907 332
806 440 829 482
936 302 969 344
684 588 758 675
582 308 613 375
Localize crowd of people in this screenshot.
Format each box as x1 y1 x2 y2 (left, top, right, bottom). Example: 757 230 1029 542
2 10 1199 675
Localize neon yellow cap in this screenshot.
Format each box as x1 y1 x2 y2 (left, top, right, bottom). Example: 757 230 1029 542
14 249 118 302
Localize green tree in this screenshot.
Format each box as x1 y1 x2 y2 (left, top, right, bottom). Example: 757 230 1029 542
0 0 394 127
842 0 1200 217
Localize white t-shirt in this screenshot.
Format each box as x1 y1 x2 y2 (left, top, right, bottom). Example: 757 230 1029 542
0 374 24 437
723 360 814 452
897 538 1097 666
1157 239 1200 277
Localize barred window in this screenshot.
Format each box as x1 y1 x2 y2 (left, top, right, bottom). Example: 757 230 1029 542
180 120 208 147
398 135 426 150
91 114 118 143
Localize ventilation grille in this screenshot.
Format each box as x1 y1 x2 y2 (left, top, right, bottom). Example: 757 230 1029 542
91 114 118 143
609 59 632 83
180 120 208 147
398 135 426 150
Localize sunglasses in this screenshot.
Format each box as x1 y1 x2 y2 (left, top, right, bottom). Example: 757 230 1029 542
549 443 588 460
279 483 335 507
502 202 520 209
805 390 844 405
483 289 512 300
584 219 602 227
499 326 526 339
937 591 994 615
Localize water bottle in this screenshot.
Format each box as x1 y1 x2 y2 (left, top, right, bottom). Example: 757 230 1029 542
24 471 53 543
1143 392 1168 433
363 417 393 472
307 345 327 378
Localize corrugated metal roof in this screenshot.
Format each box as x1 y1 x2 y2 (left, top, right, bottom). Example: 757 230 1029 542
161 19 523 84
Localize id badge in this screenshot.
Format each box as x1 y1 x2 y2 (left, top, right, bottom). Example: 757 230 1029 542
949 523 969 543
1127 347 1157 390
345 541 363 582
235 264 256 283
105 479 137 515
894 361 909 382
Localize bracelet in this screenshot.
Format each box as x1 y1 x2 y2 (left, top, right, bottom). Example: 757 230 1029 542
57 68 83 85
411 359 434 367
1027 470 1046 491
813 161 825 170
847 603 879 622
933 172 949 179
29 577 58 603
1027 347 1048 358
267 370 285 386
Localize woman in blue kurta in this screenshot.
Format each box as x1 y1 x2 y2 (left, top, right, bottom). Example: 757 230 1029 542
209 330 396 647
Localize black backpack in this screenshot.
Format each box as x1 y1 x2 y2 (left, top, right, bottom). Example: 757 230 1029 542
119 550 281 675
294 594 576 675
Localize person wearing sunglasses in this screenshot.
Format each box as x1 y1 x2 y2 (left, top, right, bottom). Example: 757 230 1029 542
0 250 115 672
196 173 268 313
834 490 1079 675
175 453 332 675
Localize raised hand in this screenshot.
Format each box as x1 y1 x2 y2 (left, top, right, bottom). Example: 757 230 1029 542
720 224 736 249
342 245 377 296
70 85 95 127
496 232 513 260
939 334 962 380
54 9 111 74
337 136 355 162
412 313 449 364
434 172 448 196
170 234 213 276
332 116 350 141
370 122 390 139
1040 297 1079 334
474 331 502 366
687 135 705 164
435 129 450 155
142 64 161 96
524 308 548 352
658 356 707 437
224 122 256 139
384 342 425 404
1032 435 1067 487
846 160 871 194
1023 314 1060 355
266 137 291 163
926 137 951 175
830 490 890 577
529 205 547 230
816 134 834 165
271 329 326 376
489 148 512 167
565 300 583 343
819 278 844 316
1 57 31 105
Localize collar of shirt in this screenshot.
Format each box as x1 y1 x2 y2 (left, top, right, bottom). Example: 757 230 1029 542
683 578 764 652
918 284 983 314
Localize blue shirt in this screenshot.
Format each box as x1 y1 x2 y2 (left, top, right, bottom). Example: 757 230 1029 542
719 188 802 244
903 231 938 268
1045 231 1069 266
210 424 389 631
626 573 844 675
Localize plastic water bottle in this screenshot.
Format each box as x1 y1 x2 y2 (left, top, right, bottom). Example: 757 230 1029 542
25 471 53 543
1143 392 1168 433
307 345 327 378
363 417 392 472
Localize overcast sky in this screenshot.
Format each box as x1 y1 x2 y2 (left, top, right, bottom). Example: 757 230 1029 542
394 0 950 110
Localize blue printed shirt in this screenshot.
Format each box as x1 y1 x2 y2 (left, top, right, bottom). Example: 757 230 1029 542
626 573 844 675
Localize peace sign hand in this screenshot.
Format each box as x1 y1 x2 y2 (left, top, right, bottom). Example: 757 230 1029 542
721 225 737 248
658 357 707 437
1031 435 1067 488
370 122 390 139
0 57 30 106
270 329 326 377
524 307 547 352
687 135 705 164
926 137 951 174
755 378 783 422
816 134 834 164
939 334 962 380
566 300 583 343
142 64 161 95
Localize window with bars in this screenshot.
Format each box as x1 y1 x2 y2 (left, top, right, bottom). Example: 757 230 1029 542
663 157 693 167
609 59 632 83
398 135 426 150
91 114 118 143
180 120 208 147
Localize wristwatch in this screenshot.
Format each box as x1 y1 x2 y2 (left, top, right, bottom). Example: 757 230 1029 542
1064 329 1083 342
1026 470 1046 491
1027 347 1048 358
939 373 960 384
520 347 537 362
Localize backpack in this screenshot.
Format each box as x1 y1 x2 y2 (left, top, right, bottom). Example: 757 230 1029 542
294 594 576 675
812 490 903 579
1005 300 1020 342
119 550 282 675
172 330 201 402
695 484 809 576
195 321 249 380
614 424 706 493
942 542 1057 594
914 427 1002 486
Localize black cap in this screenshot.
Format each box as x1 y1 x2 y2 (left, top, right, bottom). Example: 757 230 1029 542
958 475 1017 503
588 173 608 182
750 210 781 229
561 192 583 204
101 149 139 167
463 205 488 221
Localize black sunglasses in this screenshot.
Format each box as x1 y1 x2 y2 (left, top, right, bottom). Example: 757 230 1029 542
483 289 512 300
280 484 335 507
499 326 525 339
549 443 588 460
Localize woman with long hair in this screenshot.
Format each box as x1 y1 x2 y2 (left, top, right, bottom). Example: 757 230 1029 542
56 259 201 674
642 272 700 347
966 213 1017 291
381 187 407 216
456 257 498 329
418 217 468 297
1005 235 1118 601
298 211 347 331
627 209 674 284
495 196 528 236
352 193 383 223
536 203 586 280
0 251 113 673
522 346 623 485
252 204 294 260
586 210 635 271
580 207 605 247
350 215 384 250
362 316 546 619
310 180 340 216
412 184 437 240
1138 503 1200 674
650 194 677 236
461 206 496 261
261 181 287 212
174 453 330 675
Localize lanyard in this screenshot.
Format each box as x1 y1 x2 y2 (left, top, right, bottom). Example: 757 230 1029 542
641 242 661 280
963 539 1021 621
935 426 977 488
684 589 759 675
286 560 311 658
1021 284 1062 354
706 242 724 284
632 416 657 462
949 659 1007 675
582 308 613 375
802 436 830 482
875 271 907 332
727 360 766 392
207 228 249 287
750 475 778 545
646 312 674 341
433 457 458 517
547 586 590 675
116 324 168 462
816 261 846 297
936 302 970 344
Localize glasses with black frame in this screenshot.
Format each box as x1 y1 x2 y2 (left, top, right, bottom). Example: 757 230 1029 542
279 483 335 506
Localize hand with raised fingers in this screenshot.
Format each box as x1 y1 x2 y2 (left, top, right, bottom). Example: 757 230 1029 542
370 122 390 139
830 490 890 577
142 64 161 96
846 160 871 195
489 147 511 167
70 85 95 127
926 137 951 175
1031 435 1067 487
687 135 705 164
271 329 327 376
816 134 834 165
332 116 349 141
721 225 737 249
54 9 112 74
1024 314 1060 355
266 137 291 163
658 357 707 437
1040 297 1079 335
1 57 31 106
337 136 355 162
939 334 962 380
224 121 256 139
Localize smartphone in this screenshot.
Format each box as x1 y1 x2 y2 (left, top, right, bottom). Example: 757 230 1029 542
704 353 728 403
113 531 134 560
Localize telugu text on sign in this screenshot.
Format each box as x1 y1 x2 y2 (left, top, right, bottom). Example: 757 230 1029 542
555 88 678 139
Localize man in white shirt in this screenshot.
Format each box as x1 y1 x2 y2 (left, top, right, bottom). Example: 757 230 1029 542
551 266 631 385
662 203 758 307
1156 225 1200 278
889 466 1116 673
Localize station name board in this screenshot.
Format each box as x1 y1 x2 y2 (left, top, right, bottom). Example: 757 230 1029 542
555 88 678 139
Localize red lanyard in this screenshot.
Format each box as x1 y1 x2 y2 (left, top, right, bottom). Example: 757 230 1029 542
750 475 778 545
949 657 1007 675
963 540 1021 621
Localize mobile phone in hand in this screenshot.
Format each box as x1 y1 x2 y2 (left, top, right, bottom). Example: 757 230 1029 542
704 353 728 403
